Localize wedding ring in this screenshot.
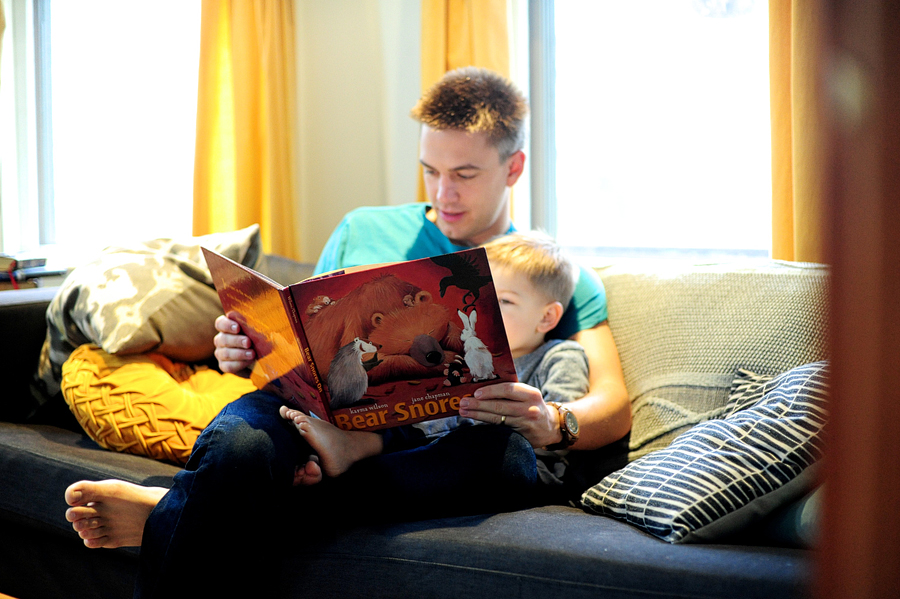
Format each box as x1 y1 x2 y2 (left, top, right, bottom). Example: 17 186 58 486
500 415 507 425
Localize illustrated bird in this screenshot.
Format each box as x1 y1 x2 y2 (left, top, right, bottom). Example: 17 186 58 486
430 253 492 313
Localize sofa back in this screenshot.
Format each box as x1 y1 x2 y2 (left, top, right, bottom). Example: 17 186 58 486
3 259 829 462
597 260 829 461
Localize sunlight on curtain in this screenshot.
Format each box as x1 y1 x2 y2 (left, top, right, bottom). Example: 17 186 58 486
421 0 509 86
0 0 6 90
417 0 510 202
769 0 825 263
193 0 299 260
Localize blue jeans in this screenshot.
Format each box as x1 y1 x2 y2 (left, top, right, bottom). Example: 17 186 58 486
134 392 537 598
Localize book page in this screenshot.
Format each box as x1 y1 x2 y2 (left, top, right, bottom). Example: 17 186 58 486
290 248 517 431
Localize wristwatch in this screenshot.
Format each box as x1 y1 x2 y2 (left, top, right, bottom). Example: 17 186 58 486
546 402 579 450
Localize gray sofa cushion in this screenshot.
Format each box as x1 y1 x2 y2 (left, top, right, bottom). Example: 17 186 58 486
0 423 179 524
283 507 811 599
0 421 812 599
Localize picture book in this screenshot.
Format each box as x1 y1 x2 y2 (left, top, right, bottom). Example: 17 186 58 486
201 247 518 432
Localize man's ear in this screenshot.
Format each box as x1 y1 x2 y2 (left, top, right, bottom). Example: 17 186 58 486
506 150 526 186
537 301 564 333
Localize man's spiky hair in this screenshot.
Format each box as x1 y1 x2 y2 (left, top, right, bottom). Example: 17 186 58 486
411 67 528 160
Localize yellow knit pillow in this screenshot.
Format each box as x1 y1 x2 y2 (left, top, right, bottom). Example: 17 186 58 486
61 344 256 465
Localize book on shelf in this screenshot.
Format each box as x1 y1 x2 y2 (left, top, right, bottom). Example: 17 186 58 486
202 247 517 432
0 254 52 289
0 254 47 271
0 266 66 282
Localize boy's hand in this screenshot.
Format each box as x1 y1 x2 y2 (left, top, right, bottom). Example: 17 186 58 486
459 382 562 449
213 314 255 373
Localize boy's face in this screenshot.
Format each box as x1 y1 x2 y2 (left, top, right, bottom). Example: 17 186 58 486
491 266 559 359
420 126 524 247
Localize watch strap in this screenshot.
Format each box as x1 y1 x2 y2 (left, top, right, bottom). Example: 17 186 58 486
545 401 578 450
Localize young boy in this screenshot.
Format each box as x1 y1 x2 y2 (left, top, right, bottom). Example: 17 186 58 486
281 231 590 501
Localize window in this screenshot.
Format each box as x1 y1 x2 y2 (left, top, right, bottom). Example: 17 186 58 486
0 0 201 266
530 0 771 261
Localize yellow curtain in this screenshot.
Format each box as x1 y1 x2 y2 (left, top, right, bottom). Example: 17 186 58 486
417 0 510 202
0 0 6 90
193 0 299 260
769 0 826 262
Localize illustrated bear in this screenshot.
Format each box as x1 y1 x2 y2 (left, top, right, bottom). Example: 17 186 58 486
302 274 458 385
365 300 464 385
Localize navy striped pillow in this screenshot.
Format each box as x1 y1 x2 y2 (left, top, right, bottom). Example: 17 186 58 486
581 361 828 543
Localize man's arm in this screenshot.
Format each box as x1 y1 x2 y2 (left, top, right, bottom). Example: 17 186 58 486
565 322 631 450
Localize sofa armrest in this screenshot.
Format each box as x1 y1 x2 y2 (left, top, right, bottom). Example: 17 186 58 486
1 287 59 422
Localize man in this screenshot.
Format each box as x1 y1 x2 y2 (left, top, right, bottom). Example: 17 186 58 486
223 67 631 455
65 67 631 597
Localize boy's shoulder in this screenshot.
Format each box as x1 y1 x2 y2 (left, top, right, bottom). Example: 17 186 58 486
515 339 587 380
533 338 587 360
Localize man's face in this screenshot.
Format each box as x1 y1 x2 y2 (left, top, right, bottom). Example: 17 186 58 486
420 126 524 247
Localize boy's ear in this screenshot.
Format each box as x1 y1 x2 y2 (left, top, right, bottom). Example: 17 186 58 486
505 150 526 187
536 301 564 334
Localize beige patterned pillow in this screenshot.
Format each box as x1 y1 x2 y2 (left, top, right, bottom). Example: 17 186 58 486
36 225 263 400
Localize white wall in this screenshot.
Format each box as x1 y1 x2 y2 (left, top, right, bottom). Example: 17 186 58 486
294 0 421 263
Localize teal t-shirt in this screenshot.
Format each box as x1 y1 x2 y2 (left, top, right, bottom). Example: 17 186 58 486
314 203 608 339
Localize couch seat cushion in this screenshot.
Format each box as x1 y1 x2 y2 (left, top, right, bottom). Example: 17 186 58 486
282 506 811 599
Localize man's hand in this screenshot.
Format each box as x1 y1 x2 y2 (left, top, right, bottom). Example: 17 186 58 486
459 382 562 449
213 314 255 373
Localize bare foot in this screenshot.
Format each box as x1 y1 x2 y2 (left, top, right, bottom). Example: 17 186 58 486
292 454 324 486
279 406 383 479
65 480 168 549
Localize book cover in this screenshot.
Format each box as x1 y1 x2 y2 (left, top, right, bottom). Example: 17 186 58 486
202 247 518 432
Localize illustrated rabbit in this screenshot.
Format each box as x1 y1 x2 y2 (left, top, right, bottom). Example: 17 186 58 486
458 309 495 382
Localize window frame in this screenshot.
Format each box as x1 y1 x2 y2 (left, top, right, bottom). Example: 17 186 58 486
525 0 772 262
1 0 201 261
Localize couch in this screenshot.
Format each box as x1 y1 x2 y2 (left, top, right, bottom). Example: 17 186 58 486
0 254 828 599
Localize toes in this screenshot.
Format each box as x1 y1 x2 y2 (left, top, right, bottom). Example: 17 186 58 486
82 534 111 549
72 517 102 532
65 480 106 507
280 406 303 420
76 523 105 539
291 457 323 486
65 483 88 507
66 505 99 523
305 458 323 480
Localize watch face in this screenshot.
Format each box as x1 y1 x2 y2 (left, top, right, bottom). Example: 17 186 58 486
564 411 579 435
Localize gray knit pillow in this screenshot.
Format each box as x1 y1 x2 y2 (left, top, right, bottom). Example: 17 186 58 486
581 361 828 543
598 261 829 461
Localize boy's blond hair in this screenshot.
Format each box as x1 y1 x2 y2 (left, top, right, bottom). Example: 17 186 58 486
483 232 577 310
410 67 528 161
